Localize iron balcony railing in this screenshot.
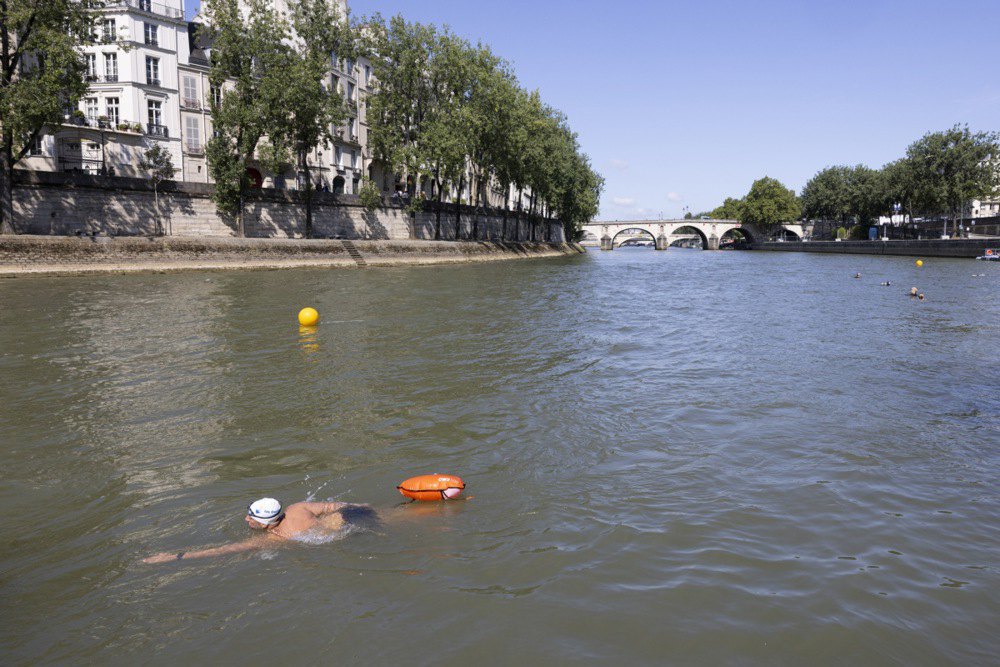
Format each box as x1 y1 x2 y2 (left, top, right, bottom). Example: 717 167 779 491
183 141 203 154
147 124 169 138
180 98 201 109
146 77 161 86
111 0 184 20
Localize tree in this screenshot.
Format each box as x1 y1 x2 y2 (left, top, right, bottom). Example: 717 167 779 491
739 176 800 231
138 144 175 235
204 0 291 236
264 0 351 238
710 197 743 220
0 0 102 234
903 124 1000 236
801 165 883 226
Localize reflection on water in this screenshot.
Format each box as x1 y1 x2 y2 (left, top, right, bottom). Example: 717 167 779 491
1 250 998 664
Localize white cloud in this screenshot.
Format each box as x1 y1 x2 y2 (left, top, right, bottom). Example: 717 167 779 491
666 192 682 202
613 197 635 206
609 159 629 171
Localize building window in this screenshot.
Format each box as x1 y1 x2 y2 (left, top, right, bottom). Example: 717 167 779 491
348 117 355 138
145 56 159 85
147 100 162 132
345 57 354 75
210 83 221 107
144 23 158 47
85 97 99 120
85 54 97 80
104 53 118 81
106 97 119 126
364 65 371 85
347 82 355 102
350 149 357 169
335 146 342 166
332 75 340 94
185 116 201 152
182 76 198 107
29 136 43 156
139 0 152 11
102 18 116 42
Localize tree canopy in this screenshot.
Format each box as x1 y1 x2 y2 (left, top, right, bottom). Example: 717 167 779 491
739 177 801 229
0 0 103 233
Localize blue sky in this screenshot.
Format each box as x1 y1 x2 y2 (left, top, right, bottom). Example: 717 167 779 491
187 0 1000 220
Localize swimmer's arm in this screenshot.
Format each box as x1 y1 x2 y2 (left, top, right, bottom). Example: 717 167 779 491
142 537 271 564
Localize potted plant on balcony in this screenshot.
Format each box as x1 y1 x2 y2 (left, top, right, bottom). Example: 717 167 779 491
97 115 109 129
117 122 131 132
132 122 143 133
72 109 86 125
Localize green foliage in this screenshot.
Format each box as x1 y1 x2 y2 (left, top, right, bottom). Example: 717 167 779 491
204 0 292 234
358 178 383 212
801 165 883 225
363 13 602 239
138 144 175 185
849 224 871 240
710 197 743 220
0 0 103 233
903 124 1000 219
835 226 847 240
739 177 801 229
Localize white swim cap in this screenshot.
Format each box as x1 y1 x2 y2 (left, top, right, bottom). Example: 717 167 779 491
248 498 284 524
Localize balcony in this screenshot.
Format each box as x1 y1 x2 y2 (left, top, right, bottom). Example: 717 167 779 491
183 141 204 155
180 98 201 110
112 0 184 20
90 74 119 83
146 77 161 87
145 38 159 47
147 124 169 138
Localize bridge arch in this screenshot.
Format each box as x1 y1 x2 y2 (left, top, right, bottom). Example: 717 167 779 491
611 226 657 247
671 225 709 249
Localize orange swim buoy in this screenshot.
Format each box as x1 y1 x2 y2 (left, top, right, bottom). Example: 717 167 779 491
397 474 465 501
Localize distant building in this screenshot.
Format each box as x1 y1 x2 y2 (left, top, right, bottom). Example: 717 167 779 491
22 0 186 178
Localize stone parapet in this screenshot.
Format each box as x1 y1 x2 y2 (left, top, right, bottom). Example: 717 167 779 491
751 239 995 258
9 170 565 243
0 235 584 276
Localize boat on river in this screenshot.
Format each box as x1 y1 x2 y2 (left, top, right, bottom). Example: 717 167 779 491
975 249 998 261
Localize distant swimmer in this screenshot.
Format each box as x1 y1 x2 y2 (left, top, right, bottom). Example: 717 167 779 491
880 281 892 286
143 498 379 563
918 293 925 301
854 273 862 279
910 287 918 297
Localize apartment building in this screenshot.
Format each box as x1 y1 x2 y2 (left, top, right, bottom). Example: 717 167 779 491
22 0 186 178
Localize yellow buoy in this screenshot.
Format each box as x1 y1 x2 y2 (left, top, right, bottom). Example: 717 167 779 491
298 307 319 327
915 260 923 267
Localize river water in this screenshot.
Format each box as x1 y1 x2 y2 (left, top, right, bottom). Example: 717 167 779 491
1 249 997 665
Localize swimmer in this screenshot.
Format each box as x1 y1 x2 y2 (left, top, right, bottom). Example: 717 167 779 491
880 281 892 286
142 498 379 563
918 293 925 300
854 273 861 279
910 287 918 297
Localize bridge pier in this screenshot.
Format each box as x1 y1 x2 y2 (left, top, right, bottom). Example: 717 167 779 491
705 235 720 251
600 235 613 251
656 234 669 250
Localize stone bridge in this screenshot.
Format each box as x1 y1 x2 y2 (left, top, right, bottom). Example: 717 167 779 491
580 219 805 250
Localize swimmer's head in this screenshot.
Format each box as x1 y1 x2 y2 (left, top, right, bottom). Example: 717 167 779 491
246 497 284 528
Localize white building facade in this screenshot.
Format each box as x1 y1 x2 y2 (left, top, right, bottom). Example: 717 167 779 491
22 0 186 178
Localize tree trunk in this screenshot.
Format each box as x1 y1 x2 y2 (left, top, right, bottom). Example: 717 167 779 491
502 196 508 242
303 152 313 239
238 190 245 237
0 145 15 234
434 180 442 240
455 173 465 240
154 186 160 236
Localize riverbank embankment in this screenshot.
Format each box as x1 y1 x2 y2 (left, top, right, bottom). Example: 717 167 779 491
0 236 584 277
752 238 994 258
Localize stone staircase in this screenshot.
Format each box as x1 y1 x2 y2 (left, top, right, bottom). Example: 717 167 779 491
341 240 367 267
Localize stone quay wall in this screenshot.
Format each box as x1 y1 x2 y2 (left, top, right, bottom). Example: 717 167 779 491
10 171 565 243
751 239 995 259
0 236 584 277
